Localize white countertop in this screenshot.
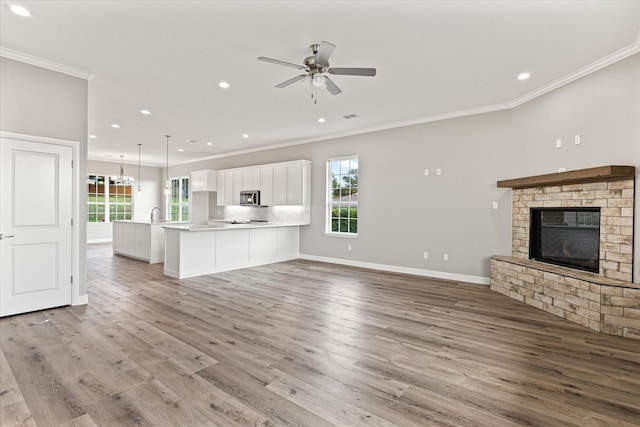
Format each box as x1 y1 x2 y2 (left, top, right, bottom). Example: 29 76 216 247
162 221 307 231
112 220 190 226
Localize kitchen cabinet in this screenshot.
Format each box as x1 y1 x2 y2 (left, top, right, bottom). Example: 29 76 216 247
163 224 301 279
286 162 303 205
190 170 217 192
272 161 310 206
216 171 225 206
272 165 287 205
259 167 274 206
112 221 167 263
217 170 241 206
241 168 260 191
215 160 310 206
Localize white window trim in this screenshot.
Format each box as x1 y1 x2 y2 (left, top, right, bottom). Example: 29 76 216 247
167 175 190 222
87 174 134 223
325 155 359 237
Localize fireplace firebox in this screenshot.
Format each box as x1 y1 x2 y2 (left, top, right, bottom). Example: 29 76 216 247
529 207 600 273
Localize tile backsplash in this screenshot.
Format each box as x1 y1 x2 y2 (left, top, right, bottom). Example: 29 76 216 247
223 205 310 224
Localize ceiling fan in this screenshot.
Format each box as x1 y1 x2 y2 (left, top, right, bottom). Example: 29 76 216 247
257 41 376 97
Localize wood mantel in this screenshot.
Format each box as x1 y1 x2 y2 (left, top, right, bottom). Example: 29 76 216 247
497 165 635 189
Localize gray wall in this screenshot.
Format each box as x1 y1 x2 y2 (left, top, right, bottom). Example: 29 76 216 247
0 57 89 294
172 53 640 283
511 53 640 282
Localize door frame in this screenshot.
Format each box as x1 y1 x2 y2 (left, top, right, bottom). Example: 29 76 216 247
0 131 85 306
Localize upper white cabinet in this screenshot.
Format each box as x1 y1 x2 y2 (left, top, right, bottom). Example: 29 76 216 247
215 160 310 207
286 162 304 205
260 167 274 206
191 170 217 192
241 168 260 191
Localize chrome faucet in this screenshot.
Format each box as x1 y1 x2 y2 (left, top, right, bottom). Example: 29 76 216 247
150 207 161 222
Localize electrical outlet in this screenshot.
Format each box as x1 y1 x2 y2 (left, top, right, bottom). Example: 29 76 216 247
443 253 449 261
424 169 429 176
575 134 581 145
436 168 442 176
492 202 498 210
556 139 562 149
348 244 352 251
424 252 428 259
558 167 566 172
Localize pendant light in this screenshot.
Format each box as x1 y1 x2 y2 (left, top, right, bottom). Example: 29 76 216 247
137 143 142 195
119 155 124 182
164 135 171 195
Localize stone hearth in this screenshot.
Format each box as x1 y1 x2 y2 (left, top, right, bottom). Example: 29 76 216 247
491 166 639 340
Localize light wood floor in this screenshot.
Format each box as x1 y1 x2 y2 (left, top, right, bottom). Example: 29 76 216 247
1 244 639 426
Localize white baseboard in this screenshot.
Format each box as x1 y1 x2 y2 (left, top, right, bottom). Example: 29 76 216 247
299 254 490 285
72 294 88 306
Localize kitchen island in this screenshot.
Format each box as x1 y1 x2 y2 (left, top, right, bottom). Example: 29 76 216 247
163 222 303 279
112 220 186 263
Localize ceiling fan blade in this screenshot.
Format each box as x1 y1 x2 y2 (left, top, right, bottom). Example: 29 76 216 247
275 74 307 88
328 67 377 77
315 41 336 67
258 56 305 70
324 76 342 95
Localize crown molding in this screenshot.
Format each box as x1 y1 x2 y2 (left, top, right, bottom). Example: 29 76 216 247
510 37 640 108
0 47 92 80
176 37 640 165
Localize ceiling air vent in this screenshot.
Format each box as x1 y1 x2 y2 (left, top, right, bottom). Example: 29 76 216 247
342 113 359 119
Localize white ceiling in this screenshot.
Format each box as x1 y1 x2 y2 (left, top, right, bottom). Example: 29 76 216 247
1 1 639 167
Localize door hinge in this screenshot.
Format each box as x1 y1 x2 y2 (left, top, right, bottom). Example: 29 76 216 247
71 275 73 284
71 160 74 168
71 218 74 226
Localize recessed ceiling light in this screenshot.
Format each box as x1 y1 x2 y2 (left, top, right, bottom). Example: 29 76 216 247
206 142 213 146
517 72 531 80
242 134 249 138
111 123 120 128
219 81 230 89
318 117 326 123
8 4 30 17
178 149 184 152
89 135 97 139
140 109 151 115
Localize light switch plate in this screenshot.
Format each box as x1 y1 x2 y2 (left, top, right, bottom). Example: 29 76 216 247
556 139 562 149
575 134 581 145
492 202 498 210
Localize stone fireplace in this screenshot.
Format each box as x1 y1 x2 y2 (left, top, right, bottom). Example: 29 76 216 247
490 165 639 340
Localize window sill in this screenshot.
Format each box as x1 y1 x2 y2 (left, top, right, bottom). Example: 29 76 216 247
324 232 358 239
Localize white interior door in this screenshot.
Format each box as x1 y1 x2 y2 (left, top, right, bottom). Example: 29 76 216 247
0 138 73 316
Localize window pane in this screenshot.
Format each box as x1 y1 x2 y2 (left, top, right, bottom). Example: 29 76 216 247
340 160 350 175
349 219 358 233
331 161 341 176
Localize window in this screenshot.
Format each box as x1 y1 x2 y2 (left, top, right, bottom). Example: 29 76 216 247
87 174 133 222
87 175 106 222
327 156 358 235
168 176 189 221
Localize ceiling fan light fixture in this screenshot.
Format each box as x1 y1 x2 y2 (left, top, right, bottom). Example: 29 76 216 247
312 74 326 88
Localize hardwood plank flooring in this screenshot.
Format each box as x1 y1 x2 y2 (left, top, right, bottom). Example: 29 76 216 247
1 243 639 426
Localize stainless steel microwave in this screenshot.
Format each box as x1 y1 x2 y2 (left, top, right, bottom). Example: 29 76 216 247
240 190 260 206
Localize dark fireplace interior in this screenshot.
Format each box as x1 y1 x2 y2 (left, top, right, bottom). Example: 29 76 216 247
529 207 600 273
